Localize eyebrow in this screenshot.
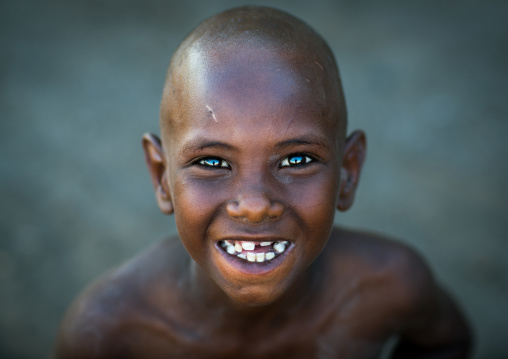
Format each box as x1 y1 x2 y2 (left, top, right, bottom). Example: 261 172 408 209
275 135 331 150
181 139 236 154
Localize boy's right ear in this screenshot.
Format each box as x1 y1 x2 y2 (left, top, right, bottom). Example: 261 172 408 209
142 133 174 214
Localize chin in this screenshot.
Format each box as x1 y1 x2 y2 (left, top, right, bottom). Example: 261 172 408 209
224 286 286 308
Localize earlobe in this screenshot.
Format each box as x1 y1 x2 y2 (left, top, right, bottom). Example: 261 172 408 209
142 133 174 215
337 130 366 212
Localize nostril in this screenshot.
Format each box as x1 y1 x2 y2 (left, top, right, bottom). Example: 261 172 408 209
226 201 243 218
226 195 284 222
269 201 285 218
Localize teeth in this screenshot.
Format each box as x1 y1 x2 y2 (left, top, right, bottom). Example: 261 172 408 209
241 242 255 251
222 240 291 262
226 245 236 255
274 242 286 253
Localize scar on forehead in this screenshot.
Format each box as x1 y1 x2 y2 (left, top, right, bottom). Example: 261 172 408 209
205 104 218 123
314 61 324 71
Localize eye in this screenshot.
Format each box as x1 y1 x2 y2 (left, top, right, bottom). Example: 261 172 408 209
280 154 314 167
198 157 230 168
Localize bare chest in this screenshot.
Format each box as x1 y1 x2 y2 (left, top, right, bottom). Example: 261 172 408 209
124 309 387 359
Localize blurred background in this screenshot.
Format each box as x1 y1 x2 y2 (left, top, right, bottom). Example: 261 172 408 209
1 0 507 358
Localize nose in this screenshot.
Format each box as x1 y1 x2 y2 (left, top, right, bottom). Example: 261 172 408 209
226 193 285 223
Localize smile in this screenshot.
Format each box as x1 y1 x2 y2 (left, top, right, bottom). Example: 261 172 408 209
219 240 290 263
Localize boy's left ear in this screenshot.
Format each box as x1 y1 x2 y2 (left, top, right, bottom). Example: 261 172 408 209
337 130 366 211
142 133 174 215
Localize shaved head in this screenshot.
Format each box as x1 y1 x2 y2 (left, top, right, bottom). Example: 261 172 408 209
160 6 347 151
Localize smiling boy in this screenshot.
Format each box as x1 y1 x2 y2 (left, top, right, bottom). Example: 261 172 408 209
54 6 471 359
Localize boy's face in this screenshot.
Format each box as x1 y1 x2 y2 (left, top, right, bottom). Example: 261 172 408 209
153 45 350 306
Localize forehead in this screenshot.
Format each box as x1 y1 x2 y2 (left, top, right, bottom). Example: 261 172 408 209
162 43 340 149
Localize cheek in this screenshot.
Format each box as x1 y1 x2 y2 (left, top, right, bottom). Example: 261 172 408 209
173 173 227 209
286 171 339 253
290 172 338 220
171 177 225 247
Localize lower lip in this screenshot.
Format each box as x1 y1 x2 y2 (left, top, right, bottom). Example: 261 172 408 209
214 242 292 276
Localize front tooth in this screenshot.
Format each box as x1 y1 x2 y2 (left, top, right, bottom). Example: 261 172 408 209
234 243 243 252
265 252 275 260
226 245 236 255
237 253 246 259
274 242 286 253
242 242 255 251
247 252 256 262
256 253 265 262
260 242 272 246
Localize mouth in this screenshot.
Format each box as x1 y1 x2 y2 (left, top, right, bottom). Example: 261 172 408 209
218 239 291 263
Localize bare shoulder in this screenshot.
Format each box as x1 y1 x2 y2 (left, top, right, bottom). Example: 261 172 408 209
54 237 189 359
325 227 437 321
323 227 471 353
330 227 433 285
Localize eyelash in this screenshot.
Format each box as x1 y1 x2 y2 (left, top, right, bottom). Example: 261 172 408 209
195 154 315 169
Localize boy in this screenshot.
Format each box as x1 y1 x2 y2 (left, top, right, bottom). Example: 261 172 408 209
54 6 471 358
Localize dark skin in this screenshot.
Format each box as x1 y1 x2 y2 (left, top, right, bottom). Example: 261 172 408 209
54 6 471 359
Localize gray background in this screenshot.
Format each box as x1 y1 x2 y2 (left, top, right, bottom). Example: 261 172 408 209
1 0 507 358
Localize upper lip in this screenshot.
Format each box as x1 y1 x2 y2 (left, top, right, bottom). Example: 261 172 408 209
217 235 290 243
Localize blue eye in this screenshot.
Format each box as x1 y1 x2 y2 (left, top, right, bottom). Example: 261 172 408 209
280 154 313 167
199 158 230 168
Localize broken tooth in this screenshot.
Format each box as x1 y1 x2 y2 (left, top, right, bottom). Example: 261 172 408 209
247 252 256 262
241 242 255 251
265 252 275 260
237 253 246 259
220 241 227 248
234 243 243 252
260 242 272 246
281 241 289 245
224 240 233 246
226 245 236 255
256 253 265 262
274 242 286 253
